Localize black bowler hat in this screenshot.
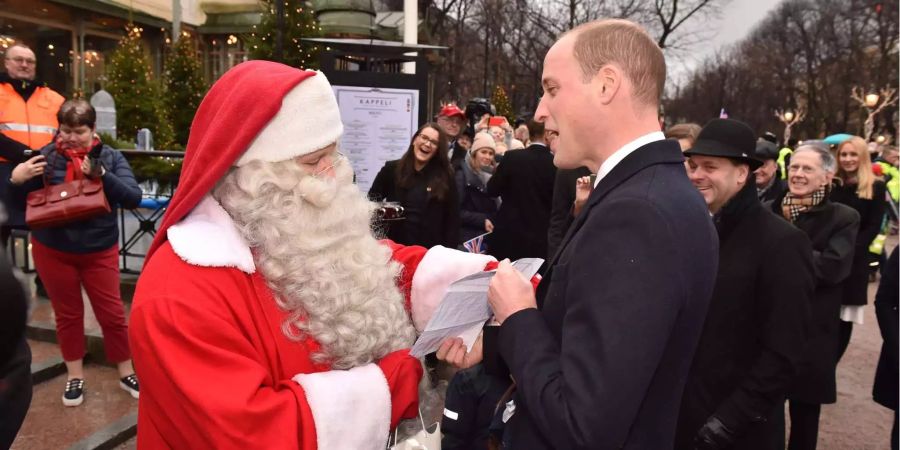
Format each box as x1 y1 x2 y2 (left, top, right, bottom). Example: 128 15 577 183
683 119 762 170
754 139 779 161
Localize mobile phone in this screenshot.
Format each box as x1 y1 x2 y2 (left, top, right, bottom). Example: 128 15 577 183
488 116 508 127
23 149 35 158
589 174 597 185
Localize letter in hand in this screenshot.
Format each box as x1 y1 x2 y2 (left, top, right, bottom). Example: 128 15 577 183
693 416 736 450
487 259 538 324
377 349 423 429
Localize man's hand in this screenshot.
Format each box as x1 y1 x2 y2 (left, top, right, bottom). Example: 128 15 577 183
485 219 495 232
436 334 483 369
488 259 537 324
693 415 736 450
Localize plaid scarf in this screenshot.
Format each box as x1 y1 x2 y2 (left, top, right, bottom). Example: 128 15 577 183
781 186 827 223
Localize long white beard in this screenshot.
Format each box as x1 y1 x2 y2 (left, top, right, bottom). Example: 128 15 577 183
213 158 416 369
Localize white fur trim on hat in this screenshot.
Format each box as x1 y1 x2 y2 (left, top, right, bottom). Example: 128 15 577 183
236 71 344 166
293 363 390 450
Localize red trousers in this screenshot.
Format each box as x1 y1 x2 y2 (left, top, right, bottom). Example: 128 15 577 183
31 239 130 363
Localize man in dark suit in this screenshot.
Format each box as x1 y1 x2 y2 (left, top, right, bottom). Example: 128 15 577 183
485 119 556 262
439 19 718 449
676 119 814 450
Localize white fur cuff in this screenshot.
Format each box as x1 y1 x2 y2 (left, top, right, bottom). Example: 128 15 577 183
410 246 496 332
293 364 391 450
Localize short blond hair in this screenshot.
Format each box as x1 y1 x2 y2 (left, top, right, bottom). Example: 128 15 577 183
569 19 666 106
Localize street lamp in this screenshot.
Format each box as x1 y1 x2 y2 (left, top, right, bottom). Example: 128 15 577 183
775 107 805 144
865 93 880 108
852 86 898 141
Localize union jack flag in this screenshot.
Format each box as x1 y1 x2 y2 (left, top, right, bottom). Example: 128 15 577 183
463 232 490 254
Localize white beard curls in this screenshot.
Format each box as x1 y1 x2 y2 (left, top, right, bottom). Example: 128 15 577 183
212 157 416 369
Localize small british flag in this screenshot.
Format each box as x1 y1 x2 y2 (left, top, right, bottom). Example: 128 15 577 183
462 232 490 254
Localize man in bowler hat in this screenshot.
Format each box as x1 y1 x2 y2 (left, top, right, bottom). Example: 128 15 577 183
675 118 815 450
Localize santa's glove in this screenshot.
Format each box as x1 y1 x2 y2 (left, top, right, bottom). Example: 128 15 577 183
483 261 541 291
693 415 736 450
377 349 423 429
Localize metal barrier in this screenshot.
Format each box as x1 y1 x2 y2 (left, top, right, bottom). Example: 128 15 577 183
117 149 184 274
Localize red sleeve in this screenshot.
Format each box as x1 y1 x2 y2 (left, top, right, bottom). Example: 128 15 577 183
381 239 428 312
129 294 318 450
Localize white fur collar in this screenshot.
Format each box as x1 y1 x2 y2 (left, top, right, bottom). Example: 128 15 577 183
167 195 256 274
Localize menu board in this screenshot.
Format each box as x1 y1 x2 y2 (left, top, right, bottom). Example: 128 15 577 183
332 85 420 193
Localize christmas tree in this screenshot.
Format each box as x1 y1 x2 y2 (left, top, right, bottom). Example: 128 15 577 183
105 25 174 148
247 0 323 69
491 85 514 124
163 35 207 147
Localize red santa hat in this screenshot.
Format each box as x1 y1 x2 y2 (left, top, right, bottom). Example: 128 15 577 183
145 61 343 262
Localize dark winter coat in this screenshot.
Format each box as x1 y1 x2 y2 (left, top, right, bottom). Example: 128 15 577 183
368 159 459 249
495 139 718 449
675 182 815 450
873 248 898 410
7 144 142 253
485 143 556 261
830 180 887 306
769 192 859 404
455 158 497 245
758 176 787 204
547 166 591 261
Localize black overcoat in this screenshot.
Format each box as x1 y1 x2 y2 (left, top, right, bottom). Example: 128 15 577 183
675 183 815 450
830 180 887 306
454 160 498 245
873 248 898 410
368 160 459 249
769 193 859 404
485 143 556 261
497 140 719 449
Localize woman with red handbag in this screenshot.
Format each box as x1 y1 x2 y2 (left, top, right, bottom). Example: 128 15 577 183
7 99 142 407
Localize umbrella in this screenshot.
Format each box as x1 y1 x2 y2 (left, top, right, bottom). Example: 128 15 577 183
824 133 853 145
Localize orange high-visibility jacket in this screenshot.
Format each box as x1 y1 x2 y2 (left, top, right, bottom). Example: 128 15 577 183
0 82 65 160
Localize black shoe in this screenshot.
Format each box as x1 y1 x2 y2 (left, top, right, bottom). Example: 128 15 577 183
120 374 139 399
62 378 84 407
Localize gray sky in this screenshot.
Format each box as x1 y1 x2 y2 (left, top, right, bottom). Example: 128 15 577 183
669 0 784 86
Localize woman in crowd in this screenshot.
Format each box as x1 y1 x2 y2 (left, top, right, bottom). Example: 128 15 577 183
456 133 498 247
369 122 459 248
830 136 886 361
8 99 142 407
770 143 859 450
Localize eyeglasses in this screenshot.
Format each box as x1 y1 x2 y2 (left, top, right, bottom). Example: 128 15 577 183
7 56 36 65
418 135 440 147
312 151 347 178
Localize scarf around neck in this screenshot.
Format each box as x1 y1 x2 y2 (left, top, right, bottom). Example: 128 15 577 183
55 135 101 182
781 186 827 223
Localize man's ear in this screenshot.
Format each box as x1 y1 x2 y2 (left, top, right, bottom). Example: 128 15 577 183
596 65 621 106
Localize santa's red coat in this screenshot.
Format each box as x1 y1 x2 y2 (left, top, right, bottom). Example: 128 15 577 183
129 195 494 449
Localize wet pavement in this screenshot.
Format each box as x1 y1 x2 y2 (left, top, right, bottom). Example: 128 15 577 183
11 365 138 450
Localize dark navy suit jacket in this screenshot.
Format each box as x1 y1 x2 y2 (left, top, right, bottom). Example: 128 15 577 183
497 139 719 449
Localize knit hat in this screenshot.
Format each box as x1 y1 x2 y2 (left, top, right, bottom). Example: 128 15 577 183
509 139 525 150
470 132 496 154
146 61 343 261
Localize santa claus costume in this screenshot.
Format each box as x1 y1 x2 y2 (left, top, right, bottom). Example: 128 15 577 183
129 61 495 449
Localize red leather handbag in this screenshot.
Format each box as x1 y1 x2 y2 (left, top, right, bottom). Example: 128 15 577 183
25 171 111 229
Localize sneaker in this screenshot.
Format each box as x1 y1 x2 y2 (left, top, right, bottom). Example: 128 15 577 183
120 374 139 399
62 378 84 407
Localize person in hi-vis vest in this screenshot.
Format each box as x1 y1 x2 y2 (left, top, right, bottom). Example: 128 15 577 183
1 43 65 246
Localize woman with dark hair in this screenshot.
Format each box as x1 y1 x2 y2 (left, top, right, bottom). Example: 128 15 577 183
8 99 142 407
830 136 887 361
369 122 459 248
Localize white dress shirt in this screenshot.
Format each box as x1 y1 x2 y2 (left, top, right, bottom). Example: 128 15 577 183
594 131 666 187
